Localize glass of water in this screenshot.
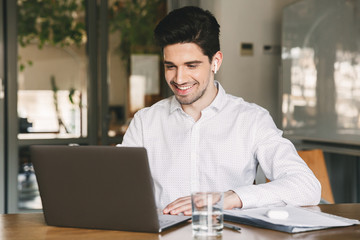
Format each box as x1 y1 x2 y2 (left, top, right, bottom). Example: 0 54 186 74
191 192 224 237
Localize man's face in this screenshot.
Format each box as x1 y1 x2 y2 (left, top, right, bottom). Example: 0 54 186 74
163 43 213 106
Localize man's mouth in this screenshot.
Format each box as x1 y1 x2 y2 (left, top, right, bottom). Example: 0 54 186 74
177 85 192 90
171 82 196 95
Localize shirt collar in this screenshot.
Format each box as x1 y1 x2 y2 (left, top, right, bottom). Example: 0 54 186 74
209 81 226 112
169 80 227 114
170 95 182 114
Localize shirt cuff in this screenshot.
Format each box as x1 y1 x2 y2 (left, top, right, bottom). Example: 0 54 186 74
233 185 260 209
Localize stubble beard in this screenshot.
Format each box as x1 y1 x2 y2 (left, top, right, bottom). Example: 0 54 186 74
171 80 209 105
175 87 207 105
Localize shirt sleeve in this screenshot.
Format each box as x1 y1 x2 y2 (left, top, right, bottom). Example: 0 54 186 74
121 111 144 147
233 110 321 209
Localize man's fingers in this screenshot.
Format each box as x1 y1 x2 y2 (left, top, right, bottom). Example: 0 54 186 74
184 209 192 216
170 202 192 215
163 196 192 215
162 191 243 216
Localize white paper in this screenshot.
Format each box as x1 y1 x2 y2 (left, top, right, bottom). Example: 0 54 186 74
224 205 360 228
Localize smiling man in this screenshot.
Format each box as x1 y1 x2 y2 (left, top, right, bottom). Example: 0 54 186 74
122 6 321 215
163 42 220 121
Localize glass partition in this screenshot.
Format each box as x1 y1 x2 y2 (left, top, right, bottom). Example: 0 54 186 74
106 0 167 141
17 0 88 140
0 0 4 214
16 0 90 211
6 0 169 213
282 0 360 145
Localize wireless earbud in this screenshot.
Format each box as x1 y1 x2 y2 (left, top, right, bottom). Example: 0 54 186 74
214 61 218 74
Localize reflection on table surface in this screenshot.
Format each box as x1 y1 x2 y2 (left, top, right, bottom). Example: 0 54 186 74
1 204 360 240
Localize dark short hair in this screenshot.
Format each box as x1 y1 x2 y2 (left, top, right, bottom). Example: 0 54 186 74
154 6 220 62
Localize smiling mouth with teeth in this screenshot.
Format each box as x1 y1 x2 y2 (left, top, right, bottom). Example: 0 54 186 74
177 85 192 90
172 81 196 88
169 81 199 98
173 84 195 95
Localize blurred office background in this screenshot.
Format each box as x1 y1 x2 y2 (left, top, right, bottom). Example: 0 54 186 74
0 0 359 213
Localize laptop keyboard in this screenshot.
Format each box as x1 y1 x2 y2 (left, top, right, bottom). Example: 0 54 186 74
158 214 190 229
158 215 176 227
158 218 174 226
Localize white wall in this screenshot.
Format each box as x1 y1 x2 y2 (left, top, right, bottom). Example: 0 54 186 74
18 45 87 91
201 0 296 126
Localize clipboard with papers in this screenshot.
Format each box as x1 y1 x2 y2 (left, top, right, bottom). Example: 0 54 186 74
224 205 360 233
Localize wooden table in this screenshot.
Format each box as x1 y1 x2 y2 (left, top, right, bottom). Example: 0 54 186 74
1 204 359 240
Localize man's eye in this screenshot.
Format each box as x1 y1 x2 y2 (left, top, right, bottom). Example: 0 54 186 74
165 65 175 70
188 64 197 69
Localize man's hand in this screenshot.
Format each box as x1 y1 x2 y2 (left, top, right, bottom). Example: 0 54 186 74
163 195 192 215
163 190 243 216
223 190 243 209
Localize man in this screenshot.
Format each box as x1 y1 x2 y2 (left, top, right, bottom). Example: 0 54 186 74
122 6 321 216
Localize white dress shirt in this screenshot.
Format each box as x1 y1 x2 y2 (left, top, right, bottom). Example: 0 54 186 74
122 81 321 209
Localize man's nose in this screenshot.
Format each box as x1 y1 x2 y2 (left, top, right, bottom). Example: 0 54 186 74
175 67 186 84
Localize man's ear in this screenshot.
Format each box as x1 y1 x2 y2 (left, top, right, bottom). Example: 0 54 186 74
212 51 223 74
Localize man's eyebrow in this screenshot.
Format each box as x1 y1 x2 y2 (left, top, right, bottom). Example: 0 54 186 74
163 60 203 65
185 60 202 65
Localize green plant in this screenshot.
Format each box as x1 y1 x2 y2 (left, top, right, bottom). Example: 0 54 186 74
17 0 166 73
17 0 86 71
18 0 86 48
108 0 166 73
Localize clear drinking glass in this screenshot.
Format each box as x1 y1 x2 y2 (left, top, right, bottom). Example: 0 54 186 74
191 191 224 237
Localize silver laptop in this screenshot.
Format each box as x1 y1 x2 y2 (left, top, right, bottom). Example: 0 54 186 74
30 145 190 233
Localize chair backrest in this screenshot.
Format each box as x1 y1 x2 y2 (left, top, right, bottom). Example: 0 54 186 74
297 149 334 204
